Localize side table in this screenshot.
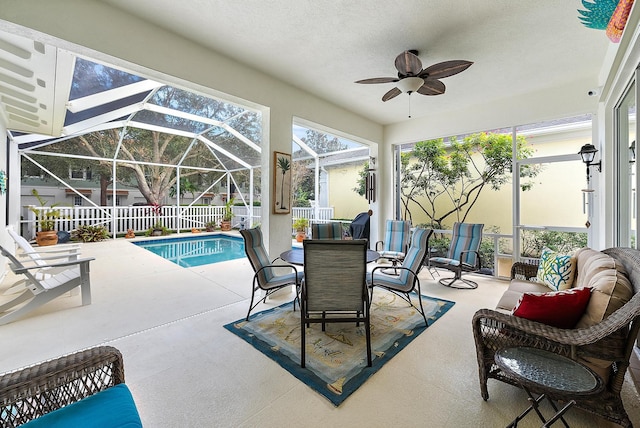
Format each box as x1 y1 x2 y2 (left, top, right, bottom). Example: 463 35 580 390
494 347 603 427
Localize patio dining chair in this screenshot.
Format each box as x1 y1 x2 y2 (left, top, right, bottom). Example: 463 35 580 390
429 222 484 289
240 227 303 321
0 245 94 325
375 220 411 269
301 239 371 368
369 228 433 327
311 222 343 240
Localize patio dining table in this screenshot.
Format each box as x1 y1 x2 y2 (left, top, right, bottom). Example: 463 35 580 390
279 247 380 266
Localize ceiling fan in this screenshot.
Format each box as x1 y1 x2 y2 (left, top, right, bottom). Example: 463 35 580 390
355 50 473 102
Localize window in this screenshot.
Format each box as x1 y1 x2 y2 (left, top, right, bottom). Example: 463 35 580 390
202 197 212 205
70 168 92 180
73 196 83 206
107 195 122 206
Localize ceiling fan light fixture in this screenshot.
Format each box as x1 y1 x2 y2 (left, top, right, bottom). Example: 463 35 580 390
397 77 424 94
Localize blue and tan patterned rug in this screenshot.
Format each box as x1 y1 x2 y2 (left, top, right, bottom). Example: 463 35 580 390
224 290 455 406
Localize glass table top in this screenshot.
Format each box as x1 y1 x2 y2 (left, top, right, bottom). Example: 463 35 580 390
495 347 602 394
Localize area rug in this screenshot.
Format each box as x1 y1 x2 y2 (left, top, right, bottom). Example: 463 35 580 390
223 290 455 406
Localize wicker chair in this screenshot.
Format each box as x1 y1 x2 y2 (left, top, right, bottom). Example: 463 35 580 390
472 247 640 428
0 346 140 427
301 239 371 368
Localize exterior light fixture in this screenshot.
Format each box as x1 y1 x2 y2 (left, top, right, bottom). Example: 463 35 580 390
630 140 636 164
578 143 601 184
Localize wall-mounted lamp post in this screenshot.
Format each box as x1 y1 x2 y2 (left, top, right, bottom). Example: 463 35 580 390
578 143 602 185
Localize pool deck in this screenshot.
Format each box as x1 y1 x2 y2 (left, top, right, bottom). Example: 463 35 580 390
1 234 639 427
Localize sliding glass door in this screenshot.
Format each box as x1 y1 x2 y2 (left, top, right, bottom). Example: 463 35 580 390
616 77 637 248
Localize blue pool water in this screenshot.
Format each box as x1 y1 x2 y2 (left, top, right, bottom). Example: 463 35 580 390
132 234 245 268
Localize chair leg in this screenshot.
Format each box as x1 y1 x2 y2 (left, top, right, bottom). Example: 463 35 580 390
245 284 258 321
413 286 428 327
365 315 372 367
438 268 478 289
301 301 306 368
439 276 478 289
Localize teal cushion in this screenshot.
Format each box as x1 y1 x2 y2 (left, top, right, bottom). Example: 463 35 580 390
23 384 142 428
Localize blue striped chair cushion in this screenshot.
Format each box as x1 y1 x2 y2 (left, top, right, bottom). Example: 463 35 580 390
446 222 484 266
242 227 303 289
370 228 430 292
381 220 411 254
311 223 342 240
378 250 405 259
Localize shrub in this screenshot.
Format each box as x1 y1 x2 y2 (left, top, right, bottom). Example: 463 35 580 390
73 225 110 242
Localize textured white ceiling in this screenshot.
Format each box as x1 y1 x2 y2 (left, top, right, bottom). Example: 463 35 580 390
100 0 612 125
70 2 618 125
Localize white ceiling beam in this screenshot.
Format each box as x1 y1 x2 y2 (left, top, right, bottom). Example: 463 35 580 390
197 135 251 168
66 79 163 113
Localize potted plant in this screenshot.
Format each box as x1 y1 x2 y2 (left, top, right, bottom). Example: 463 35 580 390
29 189 66 246
146 203 169 236
220 198 234 231
72 224 110 242
293 218 309 242
204 220 217 232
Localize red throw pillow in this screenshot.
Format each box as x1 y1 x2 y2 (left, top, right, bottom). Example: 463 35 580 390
512 287 592 329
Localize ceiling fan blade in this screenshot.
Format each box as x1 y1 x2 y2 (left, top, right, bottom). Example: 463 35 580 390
395 51 422 77
382 87 402 102
355 77 399 84
419 60 473 79
417 79 446 96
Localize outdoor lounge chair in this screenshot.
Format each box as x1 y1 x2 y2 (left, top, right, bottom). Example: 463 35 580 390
5 227 81 294
301 239 371 368
0 244 94 325
369 228 433 327
375 220 411 268
240 227 303 321
429 222 484 289
311 222 343 239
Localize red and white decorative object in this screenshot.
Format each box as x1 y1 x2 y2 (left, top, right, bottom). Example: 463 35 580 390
607 0 635 43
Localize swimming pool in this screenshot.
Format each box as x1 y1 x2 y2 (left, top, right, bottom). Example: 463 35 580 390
132 234 245 268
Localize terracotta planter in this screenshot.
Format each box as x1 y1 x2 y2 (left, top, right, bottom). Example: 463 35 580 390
36 230 58 246
295 231 306 242
220 221 231 231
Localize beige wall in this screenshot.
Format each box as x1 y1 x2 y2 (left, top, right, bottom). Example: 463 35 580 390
327 163 369 220
328 126 592 233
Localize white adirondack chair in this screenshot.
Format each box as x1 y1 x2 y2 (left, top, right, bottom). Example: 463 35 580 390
0 245 94 325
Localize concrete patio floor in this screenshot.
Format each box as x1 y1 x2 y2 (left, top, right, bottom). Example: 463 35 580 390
1 235 639 427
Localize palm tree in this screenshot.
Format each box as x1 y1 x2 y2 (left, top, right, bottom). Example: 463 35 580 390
277 155 291 210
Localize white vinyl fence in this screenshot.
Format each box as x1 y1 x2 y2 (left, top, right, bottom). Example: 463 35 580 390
23 205 335 239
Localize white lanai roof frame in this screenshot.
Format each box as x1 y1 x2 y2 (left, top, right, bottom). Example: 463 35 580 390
2 41 268 206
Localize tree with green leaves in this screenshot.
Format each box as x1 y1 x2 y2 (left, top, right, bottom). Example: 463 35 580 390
401 132 539 228
170 178 199 200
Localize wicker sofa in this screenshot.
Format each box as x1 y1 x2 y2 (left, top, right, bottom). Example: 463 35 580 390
473 247 640 427
0 346 142 427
